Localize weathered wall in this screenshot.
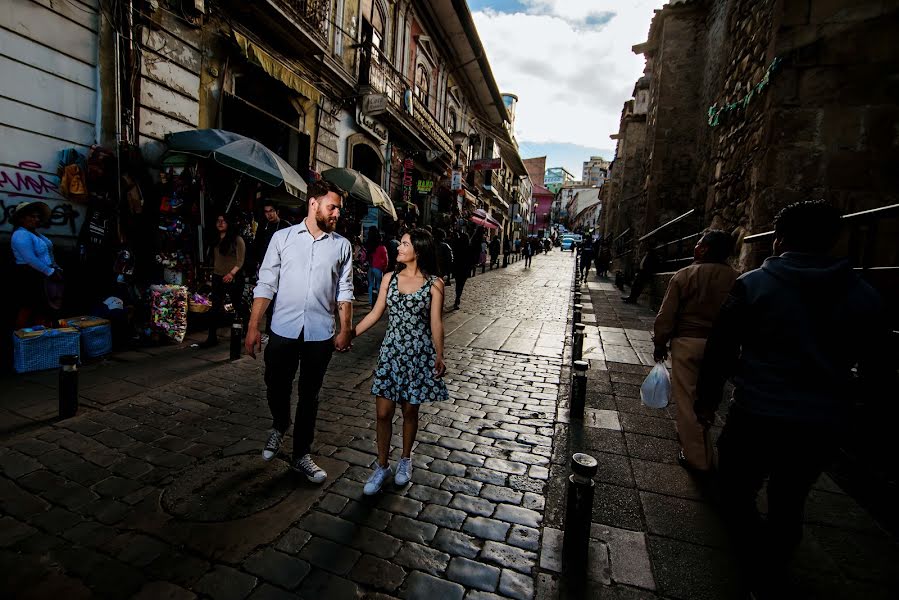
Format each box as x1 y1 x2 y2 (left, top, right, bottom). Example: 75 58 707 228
0 0 100 241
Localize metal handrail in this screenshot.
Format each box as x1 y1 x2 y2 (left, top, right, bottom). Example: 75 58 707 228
638 208 695 242
653 232 702 252
744 203 899 243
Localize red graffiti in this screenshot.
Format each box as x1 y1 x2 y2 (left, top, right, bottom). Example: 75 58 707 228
0 161 60 198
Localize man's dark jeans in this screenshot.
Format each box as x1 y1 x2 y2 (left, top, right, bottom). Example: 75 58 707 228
264 331 334 458
717 404 837 584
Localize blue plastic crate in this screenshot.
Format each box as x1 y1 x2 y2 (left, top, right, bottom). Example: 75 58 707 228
13 328 81 373
59 316 113 358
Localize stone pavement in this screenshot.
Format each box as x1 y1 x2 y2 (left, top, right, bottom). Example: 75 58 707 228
1 250 897 599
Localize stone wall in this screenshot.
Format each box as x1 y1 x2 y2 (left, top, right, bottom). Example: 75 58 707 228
605 0 898 273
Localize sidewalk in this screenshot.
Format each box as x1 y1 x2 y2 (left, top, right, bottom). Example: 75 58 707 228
538 270 899 599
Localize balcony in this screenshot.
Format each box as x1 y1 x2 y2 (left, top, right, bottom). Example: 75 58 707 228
361 46 454 159
279 0 330 44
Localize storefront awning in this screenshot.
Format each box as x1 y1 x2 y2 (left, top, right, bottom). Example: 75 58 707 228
233 31 320 105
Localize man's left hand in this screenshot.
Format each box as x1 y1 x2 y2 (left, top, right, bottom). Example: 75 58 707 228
335 330 353 352
653 344 668 363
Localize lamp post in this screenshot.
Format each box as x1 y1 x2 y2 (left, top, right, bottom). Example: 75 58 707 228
451 130 467 169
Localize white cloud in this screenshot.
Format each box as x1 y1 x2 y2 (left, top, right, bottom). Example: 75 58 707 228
472 1 665 149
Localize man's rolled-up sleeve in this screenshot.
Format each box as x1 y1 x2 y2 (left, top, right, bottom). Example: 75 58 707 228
254 234 281 300
336 243 354 303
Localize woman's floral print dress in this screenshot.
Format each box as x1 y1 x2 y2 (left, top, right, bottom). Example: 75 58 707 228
371 274 448 404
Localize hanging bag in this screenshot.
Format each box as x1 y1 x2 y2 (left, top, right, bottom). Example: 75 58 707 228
640 362 671 409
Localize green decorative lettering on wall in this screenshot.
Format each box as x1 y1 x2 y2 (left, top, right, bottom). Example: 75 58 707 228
707 56 782 127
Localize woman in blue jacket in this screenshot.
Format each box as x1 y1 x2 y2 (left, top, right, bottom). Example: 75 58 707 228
11 201 61 328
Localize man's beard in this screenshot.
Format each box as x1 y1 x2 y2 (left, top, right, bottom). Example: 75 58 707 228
316 210 337 232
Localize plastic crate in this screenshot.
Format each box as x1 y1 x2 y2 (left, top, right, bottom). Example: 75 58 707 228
13 328 81 373
59 316 112 358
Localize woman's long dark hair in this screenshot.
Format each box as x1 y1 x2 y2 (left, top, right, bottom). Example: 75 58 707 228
215 211 239 255
396 228 438 277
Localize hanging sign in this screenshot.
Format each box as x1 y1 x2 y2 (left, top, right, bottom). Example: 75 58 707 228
402 158 413 207
470 158 502 171
356 107 389 144
450 170 462 190
361 93 388 116
416 180 434 194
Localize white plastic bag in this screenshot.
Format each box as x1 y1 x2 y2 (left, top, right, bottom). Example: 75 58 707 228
640 362 671 408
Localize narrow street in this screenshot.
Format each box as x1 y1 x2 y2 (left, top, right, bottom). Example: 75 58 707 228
1 250 896 600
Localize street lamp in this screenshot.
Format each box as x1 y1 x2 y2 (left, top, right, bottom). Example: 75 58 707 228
450 130 467 167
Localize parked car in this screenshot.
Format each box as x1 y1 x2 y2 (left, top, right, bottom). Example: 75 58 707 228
560 234 582 251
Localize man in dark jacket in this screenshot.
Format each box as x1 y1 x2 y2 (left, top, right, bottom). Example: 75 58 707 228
622 241 659 303
696 201 889 594
451 230 472 309
253 200 291 273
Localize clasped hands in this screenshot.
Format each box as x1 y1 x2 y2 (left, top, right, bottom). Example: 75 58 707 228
334 327 355 352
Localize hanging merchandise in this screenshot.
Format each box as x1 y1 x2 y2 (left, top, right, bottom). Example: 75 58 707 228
150 284 188 343
57 148 89 201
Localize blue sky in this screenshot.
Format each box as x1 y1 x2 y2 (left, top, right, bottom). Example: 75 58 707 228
469 0 665 177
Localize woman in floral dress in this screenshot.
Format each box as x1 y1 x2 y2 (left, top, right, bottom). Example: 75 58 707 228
353 228 448 495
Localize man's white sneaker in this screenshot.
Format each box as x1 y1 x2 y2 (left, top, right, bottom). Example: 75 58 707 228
262 429 283 461
394 457 413 486
292 454 327 483
363 464 393 495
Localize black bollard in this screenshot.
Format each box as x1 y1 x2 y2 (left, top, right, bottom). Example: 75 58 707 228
570 360 588 419
58 354 79 419
573 323 585 363
573 290 581 306
562 453 599 593
572 303 582 336
230 323 243 361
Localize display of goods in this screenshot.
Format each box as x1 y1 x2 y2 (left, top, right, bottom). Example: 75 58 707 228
13 327 81 373
189 293 211 313
58 316 113 358
150 284 188 343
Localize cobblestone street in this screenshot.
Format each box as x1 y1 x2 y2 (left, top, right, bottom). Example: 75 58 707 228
1 251 896 599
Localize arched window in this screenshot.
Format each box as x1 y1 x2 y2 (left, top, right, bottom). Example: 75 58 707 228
415 64 430 105
448 108 457 133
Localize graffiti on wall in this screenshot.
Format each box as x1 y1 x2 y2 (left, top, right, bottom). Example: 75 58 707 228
0 161 85 238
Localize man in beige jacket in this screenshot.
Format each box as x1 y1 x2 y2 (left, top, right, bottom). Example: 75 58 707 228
652 230 738 471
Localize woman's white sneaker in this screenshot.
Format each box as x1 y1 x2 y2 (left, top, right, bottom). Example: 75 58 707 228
394 457 413 486
363 464 393 495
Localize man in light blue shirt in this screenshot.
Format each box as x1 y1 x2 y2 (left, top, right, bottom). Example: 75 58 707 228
245 180 354 483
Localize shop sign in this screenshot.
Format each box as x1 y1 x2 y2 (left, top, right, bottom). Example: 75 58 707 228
362 93 388 116
470 158 502 171
450 170 462 190
356 107 389 144
416 180 434 194
402 158 413 208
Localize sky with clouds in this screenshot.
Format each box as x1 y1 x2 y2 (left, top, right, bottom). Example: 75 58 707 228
469 0 665 178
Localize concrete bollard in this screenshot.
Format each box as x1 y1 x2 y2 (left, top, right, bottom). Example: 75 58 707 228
58 354 79 419
230 323 243 361
571 360 588 419
573 323 585 363
562 453 599 592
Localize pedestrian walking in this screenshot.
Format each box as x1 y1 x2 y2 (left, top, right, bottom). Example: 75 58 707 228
201 211 246 347
386 231 400 272
434 228 454 283
652 230 738 471
595 244 612 278
578 236 595 282
489 235 500 269
696 201 889 595
523 237 535 268
451 230 472 309
245 180 354 483
622 242 660 303
365 229 388 307
352 229 448 495
502 235 511 267
252 200 291 273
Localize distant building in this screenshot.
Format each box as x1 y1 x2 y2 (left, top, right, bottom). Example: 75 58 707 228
583 156 611 187
523 156 547 186
544 167 576 194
